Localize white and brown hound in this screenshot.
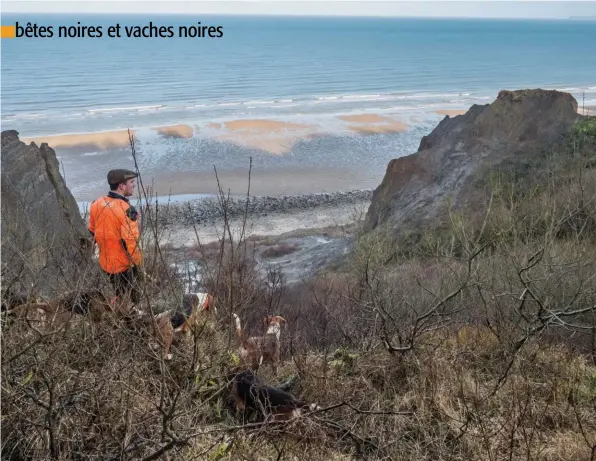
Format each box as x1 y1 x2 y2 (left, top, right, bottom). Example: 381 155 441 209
233 313 286 376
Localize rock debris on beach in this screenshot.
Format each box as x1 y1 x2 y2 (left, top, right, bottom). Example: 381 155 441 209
146 189 374 226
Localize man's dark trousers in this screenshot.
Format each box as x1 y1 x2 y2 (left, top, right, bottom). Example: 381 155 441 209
108 265 141 304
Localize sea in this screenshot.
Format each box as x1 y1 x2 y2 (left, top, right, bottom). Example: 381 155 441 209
1 14 595 201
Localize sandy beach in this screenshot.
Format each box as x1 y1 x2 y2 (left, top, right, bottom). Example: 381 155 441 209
220 119 312 132
22 124 196 150
25 111 423 202
151 124 195 138
22 112 413 158
578 106 596 116
338 114 395 123
22 129 135 152
213 135 302 155
209 119 316 154
434 109 467 117
346 122 409 134
337 114 409 134
209 116 410 153
89 167 376 201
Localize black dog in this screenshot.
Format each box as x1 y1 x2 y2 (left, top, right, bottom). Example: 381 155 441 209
230 369 319 421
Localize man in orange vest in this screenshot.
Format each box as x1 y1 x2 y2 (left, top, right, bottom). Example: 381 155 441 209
88 169 143 304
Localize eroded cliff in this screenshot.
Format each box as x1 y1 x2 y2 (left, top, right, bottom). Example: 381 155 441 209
1 130 94 296
364 89 581 233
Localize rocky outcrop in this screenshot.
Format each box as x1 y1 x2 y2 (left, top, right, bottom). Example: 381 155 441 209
1 130 94 297
364 89 582 233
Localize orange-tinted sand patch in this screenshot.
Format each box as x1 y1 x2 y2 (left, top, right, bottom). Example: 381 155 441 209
209 119 317 154
151 124 194 138
214 133 310 155
338 114 397 124
22 130 135 151
347 122 409 134
435 109 467 117
23 112 414 157
337 113 409 134
222 119 312 132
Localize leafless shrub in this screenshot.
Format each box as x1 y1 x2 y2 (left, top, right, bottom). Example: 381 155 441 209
3 125 596 460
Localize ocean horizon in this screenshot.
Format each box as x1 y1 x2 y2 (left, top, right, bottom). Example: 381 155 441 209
2 14 595 201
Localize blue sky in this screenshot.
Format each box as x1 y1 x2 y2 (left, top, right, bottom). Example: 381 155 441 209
2 1 596 18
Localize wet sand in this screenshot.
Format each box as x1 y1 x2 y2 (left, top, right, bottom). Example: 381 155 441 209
22 129 135 151
208 119 317 154
21 123 195 151
151 124 195 138
346 122 408 134
434 109 467 117
338 113 409 134
34 111 420 202
338 114 397 123
22 113 413 156
220 119 312 132
127 168 375 201
66 152 381 201
577 106 596 116
214 134 305 155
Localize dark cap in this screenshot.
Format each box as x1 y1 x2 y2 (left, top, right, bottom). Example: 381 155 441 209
107 169 138 186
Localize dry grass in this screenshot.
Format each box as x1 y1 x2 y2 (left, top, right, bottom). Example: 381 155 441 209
2 123 596 460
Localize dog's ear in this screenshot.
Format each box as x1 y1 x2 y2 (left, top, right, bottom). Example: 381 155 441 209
278 316 287 324
191 293 200 308
189 293 202 311
264 316 271 327
205 294 214 311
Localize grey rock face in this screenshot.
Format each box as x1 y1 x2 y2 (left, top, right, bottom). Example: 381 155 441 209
1 130 94 297
364 89 581 233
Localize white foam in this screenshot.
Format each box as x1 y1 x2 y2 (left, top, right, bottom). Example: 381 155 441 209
557 86 594 92
18 113 47 119
87 104 164 113
245 100 276 105
343 94 381 100
8 87 595 139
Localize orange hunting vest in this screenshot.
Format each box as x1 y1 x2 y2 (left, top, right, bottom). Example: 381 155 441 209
88 192 142 274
